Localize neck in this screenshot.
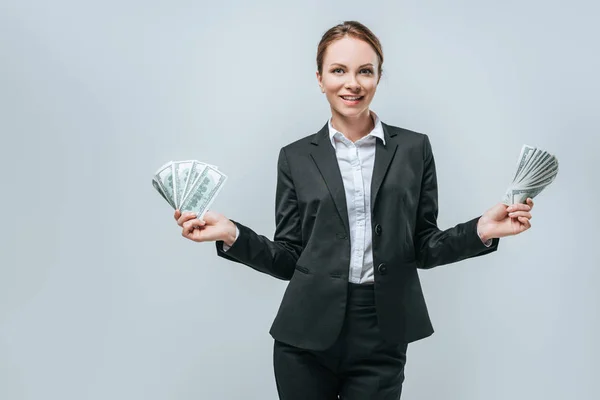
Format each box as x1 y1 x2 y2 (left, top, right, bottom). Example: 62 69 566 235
330 109 374 143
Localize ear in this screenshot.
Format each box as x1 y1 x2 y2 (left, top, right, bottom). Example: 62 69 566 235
316 71 324 93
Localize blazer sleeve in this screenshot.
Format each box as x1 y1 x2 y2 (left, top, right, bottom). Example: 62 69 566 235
414 135 499 269
214 147 303 280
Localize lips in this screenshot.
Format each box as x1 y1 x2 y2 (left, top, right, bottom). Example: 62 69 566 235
340 95 364 101
340 95 364 105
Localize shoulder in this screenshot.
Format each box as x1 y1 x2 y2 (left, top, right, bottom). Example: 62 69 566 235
278 120 433 156
382 121 434 159
281 134 318 152
383 122 429 142
278 122 328 157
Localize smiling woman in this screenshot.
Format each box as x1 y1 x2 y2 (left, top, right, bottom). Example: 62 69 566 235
174 20 535 400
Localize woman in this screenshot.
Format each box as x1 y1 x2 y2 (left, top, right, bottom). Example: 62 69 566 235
174 21 534 400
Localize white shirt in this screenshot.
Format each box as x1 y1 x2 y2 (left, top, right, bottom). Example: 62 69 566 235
328 111 384 284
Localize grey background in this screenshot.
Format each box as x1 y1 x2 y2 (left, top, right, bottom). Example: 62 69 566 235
1 0 598 399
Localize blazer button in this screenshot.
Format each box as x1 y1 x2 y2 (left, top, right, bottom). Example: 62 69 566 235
377 263 387 275
336 232 347 239
375 224 382 236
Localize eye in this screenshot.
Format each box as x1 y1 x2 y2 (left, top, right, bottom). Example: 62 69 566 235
360 68 374 74
332 68 344 74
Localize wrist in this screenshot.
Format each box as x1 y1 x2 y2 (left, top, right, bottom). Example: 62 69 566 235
477 218 493 242
222 220 237 247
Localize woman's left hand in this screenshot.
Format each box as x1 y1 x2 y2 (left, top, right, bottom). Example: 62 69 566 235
477 198 534 242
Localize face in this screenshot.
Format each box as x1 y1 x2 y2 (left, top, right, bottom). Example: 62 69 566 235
316 36 380 119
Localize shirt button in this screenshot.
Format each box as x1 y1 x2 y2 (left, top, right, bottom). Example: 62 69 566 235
377 263 387 275
375 224 382 236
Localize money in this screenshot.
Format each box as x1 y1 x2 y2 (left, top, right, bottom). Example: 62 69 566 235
152 160 227 218
502 145 559 205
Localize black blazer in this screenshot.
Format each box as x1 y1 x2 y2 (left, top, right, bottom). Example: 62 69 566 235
216 121 499 351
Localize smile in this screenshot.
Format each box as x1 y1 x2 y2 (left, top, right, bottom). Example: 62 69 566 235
340 96 364 105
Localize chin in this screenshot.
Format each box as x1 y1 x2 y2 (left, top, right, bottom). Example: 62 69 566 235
333 105 369 118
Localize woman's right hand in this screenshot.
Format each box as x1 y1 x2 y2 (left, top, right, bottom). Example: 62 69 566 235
174 209 237 245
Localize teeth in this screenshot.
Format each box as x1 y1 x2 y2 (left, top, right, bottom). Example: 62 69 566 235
342 96 361 100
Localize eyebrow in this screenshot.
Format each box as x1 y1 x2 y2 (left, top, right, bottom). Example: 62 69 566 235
329 63 374 68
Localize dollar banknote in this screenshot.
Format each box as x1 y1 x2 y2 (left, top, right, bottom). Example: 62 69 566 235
154 162 177 208
180 165 227 219
502 145 558 205
152 160 227 217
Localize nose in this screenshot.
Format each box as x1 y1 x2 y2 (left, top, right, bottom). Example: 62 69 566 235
344 75 361 92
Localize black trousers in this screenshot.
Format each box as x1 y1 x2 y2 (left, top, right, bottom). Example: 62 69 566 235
273 283 409 400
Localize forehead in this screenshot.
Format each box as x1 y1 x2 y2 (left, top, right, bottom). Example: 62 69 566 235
323 36 378 66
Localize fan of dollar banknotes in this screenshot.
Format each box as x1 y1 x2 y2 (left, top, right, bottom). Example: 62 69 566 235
152 160 228 218
501 144 559 205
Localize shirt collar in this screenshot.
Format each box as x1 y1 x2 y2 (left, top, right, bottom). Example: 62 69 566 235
328 110 385 147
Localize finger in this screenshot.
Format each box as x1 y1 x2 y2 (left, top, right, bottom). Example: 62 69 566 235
174 209 181 220
509 211 532 220
507 203 531 212
518 216 531 230
177 212 199 227
189 228 211 242
527 198 534 209
182 219 205 237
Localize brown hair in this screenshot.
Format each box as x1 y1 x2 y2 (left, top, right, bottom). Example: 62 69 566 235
316 21 384 80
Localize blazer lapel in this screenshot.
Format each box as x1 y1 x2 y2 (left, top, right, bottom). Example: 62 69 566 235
309 120 399 233
310 123 350 234
371 123 398 213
